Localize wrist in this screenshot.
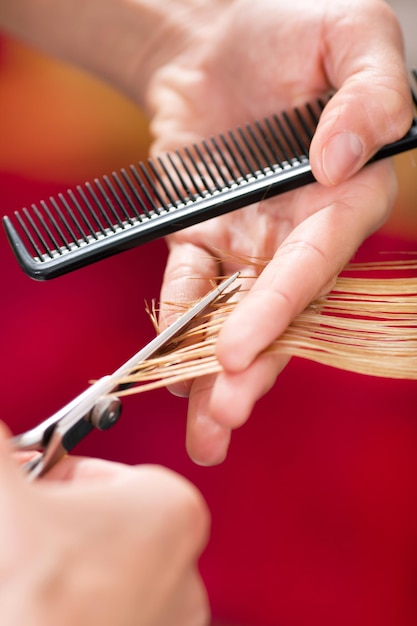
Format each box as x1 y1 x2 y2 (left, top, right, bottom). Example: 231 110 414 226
0 0 228 108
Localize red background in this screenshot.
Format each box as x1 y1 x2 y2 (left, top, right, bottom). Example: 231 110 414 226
1 36 417 626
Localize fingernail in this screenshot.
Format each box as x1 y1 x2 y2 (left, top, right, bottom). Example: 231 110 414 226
322 132 364 185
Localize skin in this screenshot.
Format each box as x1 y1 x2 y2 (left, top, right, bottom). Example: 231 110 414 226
0 0 413 463
143 0 413 464
0 424 210 626
0 1 413 620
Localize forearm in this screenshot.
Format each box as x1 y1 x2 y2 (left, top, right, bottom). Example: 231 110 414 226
0 0 217 107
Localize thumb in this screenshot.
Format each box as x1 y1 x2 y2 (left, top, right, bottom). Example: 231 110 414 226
310 1 414 186
0 421 26 491
0 422 31 561
0 420 15 466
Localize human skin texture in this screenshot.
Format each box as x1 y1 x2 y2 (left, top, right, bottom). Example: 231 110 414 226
0 0 413 466
0 424 210 626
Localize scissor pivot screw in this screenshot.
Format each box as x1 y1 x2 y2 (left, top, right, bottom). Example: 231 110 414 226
89 395 122 431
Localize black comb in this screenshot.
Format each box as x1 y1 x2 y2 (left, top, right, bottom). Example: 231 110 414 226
3 72 417 280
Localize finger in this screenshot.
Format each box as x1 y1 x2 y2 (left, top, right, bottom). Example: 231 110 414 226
12 450 41 467
41 464 210 626
159 241 219 397
159 241 219 328
0 422 33 570
310 0 413 186
186 374 232 465
178 571 210 626
42 455 134 483
217 160 396 373
210 352 290 429
158 570 211 626
187 353 289 463
0 421 24 489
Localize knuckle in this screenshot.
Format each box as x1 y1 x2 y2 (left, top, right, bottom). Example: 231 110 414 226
275 238 329 266
176 482 211 548
141 465 211 546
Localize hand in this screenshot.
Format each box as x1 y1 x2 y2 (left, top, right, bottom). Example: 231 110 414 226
144 0 414 465
0 424 210 626
0 0 413 466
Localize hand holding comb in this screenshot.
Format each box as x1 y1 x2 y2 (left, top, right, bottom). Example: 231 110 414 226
3 71 417 281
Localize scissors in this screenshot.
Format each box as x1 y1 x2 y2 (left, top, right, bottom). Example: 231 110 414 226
12 272 240 480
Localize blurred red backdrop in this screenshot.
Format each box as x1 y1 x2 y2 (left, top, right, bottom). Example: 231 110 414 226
1 35 417 626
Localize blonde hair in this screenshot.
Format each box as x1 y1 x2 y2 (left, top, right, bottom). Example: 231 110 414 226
115 258 417 396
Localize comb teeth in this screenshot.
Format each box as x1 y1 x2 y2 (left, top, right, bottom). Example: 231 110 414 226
3 80 417 280
3 97 326 279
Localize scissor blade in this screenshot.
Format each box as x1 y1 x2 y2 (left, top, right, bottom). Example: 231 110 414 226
11 375 113 450
14 272 240 463
107 271 241 385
